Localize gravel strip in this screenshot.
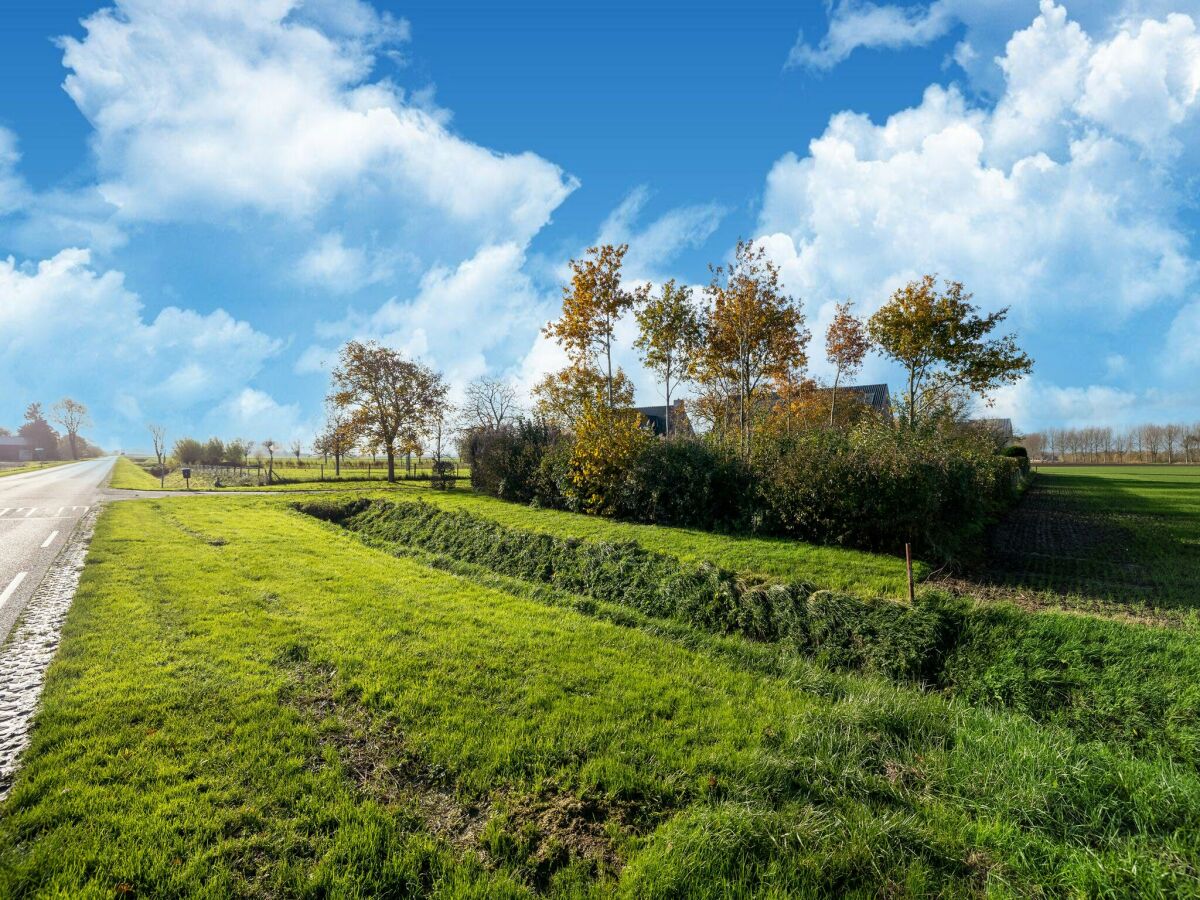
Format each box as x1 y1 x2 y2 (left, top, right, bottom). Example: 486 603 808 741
0 506 99 800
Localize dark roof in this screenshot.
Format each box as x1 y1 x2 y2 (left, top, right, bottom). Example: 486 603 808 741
633 402 690 437
812 383 891 412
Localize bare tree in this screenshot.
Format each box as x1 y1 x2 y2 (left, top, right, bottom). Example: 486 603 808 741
463 377 521 429
290 438 303 468
262 438 278 481
149 424 167 488
51 398 91 460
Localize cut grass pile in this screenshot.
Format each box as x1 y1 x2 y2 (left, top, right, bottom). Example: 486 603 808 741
309 497 1200 767
982 465 1200 611
3 496 1200 896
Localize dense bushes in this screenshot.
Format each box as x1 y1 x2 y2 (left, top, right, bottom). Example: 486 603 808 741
462 420 1022 564
461 420 563 505
755 428 1021 560
299 499 1200 765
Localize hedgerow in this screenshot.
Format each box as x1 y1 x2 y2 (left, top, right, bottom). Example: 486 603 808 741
459 421 1021 564
298 498 1200 766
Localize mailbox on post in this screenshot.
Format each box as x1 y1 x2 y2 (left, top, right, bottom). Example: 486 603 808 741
182 467 191 490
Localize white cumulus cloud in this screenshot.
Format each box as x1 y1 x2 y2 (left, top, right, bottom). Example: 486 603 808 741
0 248 283 436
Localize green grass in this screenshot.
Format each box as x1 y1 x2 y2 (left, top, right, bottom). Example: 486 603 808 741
4 496 1200 896
984 465 1200 611
108 456 165 489
109 456 921 599
0 460 76 478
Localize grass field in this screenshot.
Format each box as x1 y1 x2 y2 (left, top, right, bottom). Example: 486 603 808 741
4 496 1200 896
108 457 921 598
974 465 1200 614
0 460 75 478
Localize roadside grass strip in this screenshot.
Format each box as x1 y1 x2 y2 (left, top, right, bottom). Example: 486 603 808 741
2 497 1199 896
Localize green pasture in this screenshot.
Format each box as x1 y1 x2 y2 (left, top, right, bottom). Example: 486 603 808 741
3 495 1199 897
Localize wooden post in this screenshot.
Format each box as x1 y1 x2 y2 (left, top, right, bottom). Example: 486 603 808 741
905 543 915 604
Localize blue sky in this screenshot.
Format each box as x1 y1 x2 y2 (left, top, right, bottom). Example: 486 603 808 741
1 0 1198 449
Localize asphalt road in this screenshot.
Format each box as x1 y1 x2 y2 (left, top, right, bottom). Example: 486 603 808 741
0 457 115 642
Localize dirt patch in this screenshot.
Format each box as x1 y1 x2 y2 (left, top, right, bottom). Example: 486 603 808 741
279 657 634 888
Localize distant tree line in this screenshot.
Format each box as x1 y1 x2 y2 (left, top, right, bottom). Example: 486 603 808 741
0 399 100 460
1023 424 1200 464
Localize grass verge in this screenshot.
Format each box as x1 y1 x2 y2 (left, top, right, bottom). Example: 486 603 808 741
2 496 1199 896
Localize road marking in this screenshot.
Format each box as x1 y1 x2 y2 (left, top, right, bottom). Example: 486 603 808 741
55 507 64 516
0 508 9 517
23 507 37 518
0 572 27 608
41 530 59 549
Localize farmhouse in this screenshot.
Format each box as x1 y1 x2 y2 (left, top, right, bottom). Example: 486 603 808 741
0 436 34 462
816 383 892 419
634 400 693 437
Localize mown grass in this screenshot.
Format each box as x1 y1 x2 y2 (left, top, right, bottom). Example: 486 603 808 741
315 496 1200 767
108 456 920 598
983 465 1200 611
3 496 1200 896
0 460 76 479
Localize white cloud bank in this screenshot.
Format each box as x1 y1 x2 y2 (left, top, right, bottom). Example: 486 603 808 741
0 248 285 439
764 2 1200 426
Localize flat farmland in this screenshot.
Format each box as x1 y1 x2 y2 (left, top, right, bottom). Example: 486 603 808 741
969 465 1200 617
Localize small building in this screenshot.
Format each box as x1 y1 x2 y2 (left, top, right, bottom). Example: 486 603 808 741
0 436 34 462
634 400 693 437
970 418 1014 445
807 383 893 421
836 383 891 417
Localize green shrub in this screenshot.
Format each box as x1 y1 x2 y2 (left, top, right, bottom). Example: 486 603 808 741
461 420 565 504
298 499 1200 767
613 438 752 530
753 426 1020 562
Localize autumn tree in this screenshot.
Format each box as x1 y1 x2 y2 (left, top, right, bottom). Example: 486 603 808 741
825 301 870 427
149 424 167 487
319 403 359 476
696 239 809 459
567 399 653 515
634 279 702 438
868 276 1032 429
532 365 635 429
328 340 447 482
544 243 645 411
463 377 521 429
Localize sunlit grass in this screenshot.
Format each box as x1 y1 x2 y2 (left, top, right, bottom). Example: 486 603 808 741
3 496 1198 896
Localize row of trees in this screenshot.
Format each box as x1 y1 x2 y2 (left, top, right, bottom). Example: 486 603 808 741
528 241 1031 472
0 400 97 460
1024 424 1200 463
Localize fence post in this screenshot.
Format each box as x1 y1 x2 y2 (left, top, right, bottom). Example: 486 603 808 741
905 543 915 605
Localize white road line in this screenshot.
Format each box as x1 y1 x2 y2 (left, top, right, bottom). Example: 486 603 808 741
0 508 9 517
23 507 37 518
55 507 64 516
41 530 59 549
0 572 27 608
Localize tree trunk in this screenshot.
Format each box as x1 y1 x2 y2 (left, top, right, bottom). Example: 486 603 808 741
829 369 841 428
387 449 396 483
335 452 341 476
68 433 78 460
